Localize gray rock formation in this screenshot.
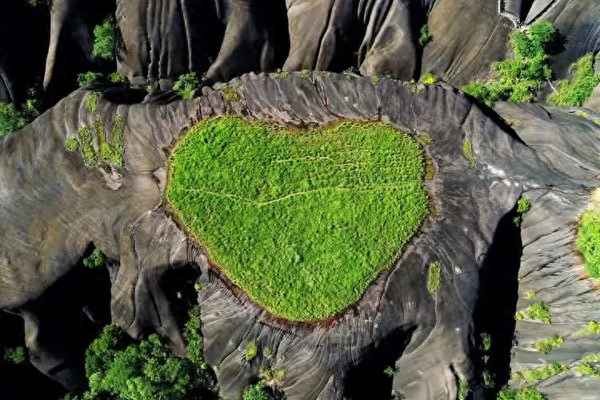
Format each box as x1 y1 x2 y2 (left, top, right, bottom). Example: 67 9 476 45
492 102 600 400
2 72 598 400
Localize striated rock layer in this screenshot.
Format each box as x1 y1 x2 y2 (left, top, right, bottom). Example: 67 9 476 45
0 73 598 399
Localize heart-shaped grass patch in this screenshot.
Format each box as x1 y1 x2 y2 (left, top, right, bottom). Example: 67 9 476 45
167 117 428 321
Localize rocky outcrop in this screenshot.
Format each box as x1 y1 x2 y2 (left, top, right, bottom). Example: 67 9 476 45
2 72 597 400
492 102 600 400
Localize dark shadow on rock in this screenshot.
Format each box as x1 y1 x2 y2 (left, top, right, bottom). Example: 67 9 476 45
21 251 113 390
344 327 416 400
473 206 522 398
0 311 67 400
102 86 148 104
161 263 202 324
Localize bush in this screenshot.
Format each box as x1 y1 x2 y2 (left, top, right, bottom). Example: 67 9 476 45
93 19 117 61
515 301 551 324
463 22 556 106
243 383 271 400
173 73 200 100
83 323 214 400
533 335 564 354
419 72 438 85
426 262 441 295
0 102 28 137
512 362 567 384
3 346 26 364
549 54 600 106
166 118 429 321
83 248 106 269
419 25 432 47
577 210 600 278
78 72 104 88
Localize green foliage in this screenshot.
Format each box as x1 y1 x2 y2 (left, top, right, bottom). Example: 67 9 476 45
3 346 26 364
259 366 286 386
462 22 556 106
514 196 532 226
65 137 79 152
166 118 428 321
482 333 492 352
549 54 600 107
419 25 432 47
73 115 125 169
575 353 600 378
515 301 551 324
83 248 106 269
533 335 564 354
78 72 104 88
221 86 241 102
576 320 600 337
93 19 117 61
243 341 258 362
497 387 546 400
0 102 28 136
173 73 200 100
513 362 567 384
457 379 469 400
83 324 213 400
383 366 396 377
577 210 600 278
463 139 476 168
109 72 127 84
184 308 205 367
243 383 270 400
85 92 100 113
419 72 438 85
427 262 441 295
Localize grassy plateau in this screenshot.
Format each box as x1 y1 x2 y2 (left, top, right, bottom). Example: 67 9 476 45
167 117 429 321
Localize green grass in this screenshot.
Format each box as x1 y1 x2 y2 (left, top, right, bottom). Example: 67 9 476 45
427 262 441 296
463 22 556 106
575 353 600 378
463 139 476 168
243 341 258 362
497 387 546 400
549 54 600 107
575 320 600 337
457 379 469 400
419 24 432 47
513 362 568 384
243 383 270 400
174 73 200 100
577 210 600 278
533 335 564 354
68 115 125 169
166 117 429 321
515 302 552 324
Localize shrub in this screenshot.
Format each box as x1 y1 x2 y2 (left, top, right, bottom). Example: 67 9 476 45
0 102 28 136
109 72 127 84
549 54 600 107
173 73 200 100
575 353 600 378
512 362 567 384
93 19 117 61
84 92 100 113
83 324 214 400
166 118 429 321
243 341 258 362
3 346 26 364
243 383 270 400
83 248 106 269
533 335 564 354
497 387 546 400
577 210 600 278
457 379 469 400
514 196 532 225
463 22 556 106
515 301 551 324
78 72 104 88
184 308 205 368
419 72 438 85
427 262 441 295
419 24 432 47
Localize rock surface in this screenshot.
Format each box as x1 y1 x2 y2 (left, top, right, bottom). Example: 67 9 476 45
1 72 598 400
